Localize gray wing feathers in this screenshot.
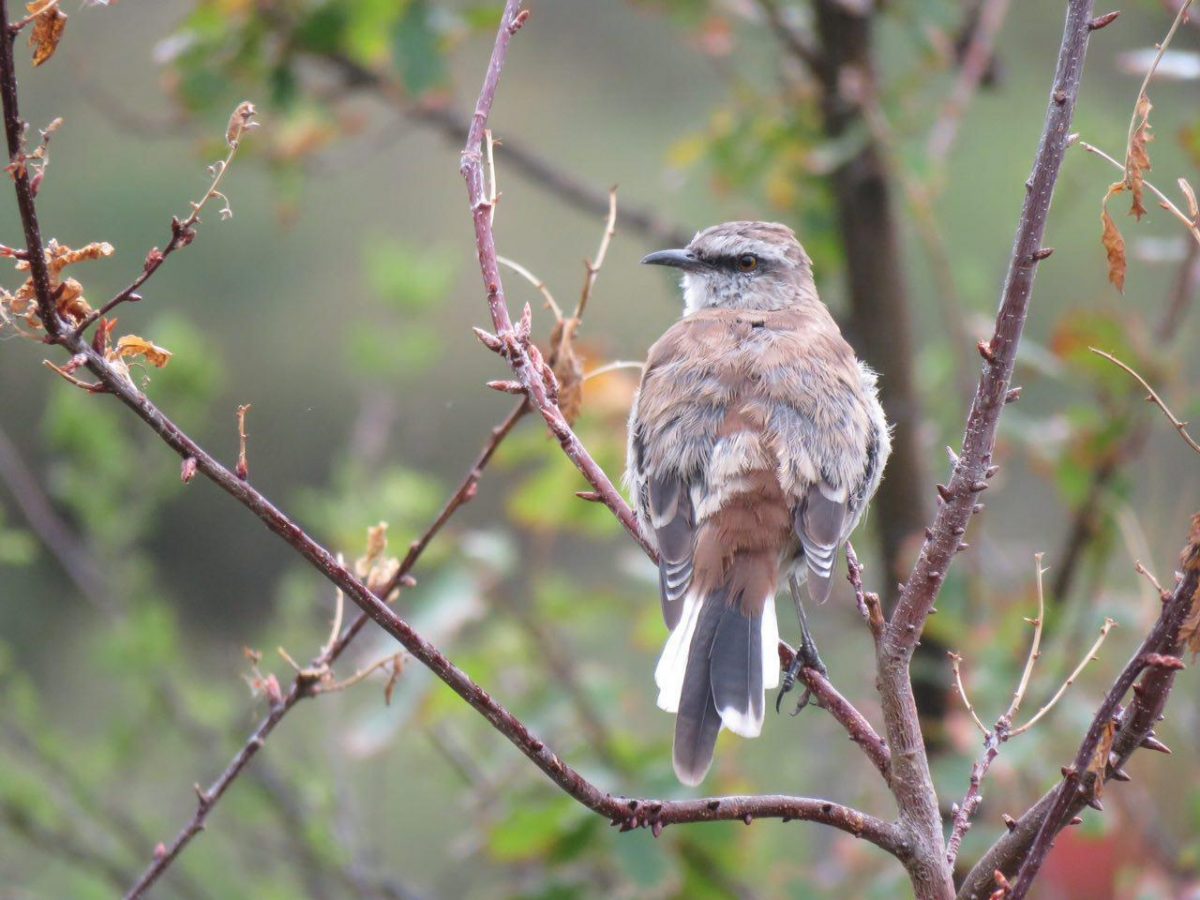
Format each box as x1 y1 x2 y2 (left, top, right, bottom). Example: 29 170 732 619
649 474 694 629
796 484 848 604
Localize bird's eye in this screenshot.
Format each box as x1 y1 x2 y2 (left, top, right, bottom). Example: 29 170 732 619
737 254 758 272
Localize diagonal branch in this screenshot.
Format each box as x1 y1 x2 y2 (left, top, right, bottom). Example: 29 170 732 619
778 642 891 783
124 400 529 899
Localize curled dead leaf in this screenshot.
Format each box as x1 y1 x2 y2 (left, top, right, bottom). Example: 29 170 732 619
29 5 66 67
547 317 583 425
1101 205 1127 293
113 334 172 368
1128 95 1154 220
226 100 258 148
1086 717 1118 798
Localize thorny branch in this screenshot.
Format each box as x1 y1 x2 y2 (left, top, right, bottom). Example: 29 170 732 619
958 515 1200 899
70 101 259 338
945 557 1115 866
459 5 653 561
124 399 529 898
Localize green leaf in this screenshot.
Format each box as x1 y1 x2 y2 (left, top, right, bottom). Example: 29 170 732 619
391 1 447 97
363 239 457 312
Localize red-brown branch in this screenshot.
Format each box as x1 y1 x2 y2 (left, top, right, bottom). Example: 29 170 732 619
457 3 653 561
778 642 891 783
959 515 1200 898
123 400 529 898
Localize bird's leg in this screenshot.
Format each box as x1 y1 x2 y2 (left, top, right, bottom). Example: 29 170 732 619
775 574 828 715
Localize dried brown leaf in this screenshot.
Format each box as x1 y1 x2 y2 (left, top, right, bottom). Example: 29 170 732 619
113 334 172 368
235 403 251 480
1128 95 1154 220
29 6 66 67
1101 201 1127 293
226 100 258 148
547 317 583 425
1181 587 1200 658
1087 717 1118 797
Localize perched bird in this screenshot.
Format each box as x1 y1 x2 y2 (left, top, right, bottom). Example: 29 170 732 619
626 221 891 786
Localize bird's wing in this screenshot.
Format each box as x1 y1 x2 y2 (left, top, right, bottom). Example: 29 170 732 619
794 481 848 604
747 307 879 603
627 320 710 630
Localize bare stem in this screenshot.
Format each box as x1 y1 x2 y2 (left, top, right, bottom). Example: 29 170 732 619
1089 347 1200 455
1010 617 1116 737
1007 554 1048 721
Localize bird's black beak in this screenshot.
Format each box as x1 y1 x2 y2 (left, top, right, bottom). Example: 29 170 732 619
641 248 704 272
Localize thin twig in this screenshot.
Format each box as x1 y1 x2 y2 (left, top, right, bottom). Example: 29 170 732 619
777 641 892 783
582 360 643 381
949 652 989 737
1134 560 1171 600
458 3 654 560
497 254 562 319
70 101 259 338
1089 347 1200 455
988 517 1200 900
754 0 822 73
9 0 62 33
927 0 1014 165
0 422 117 614
1007 554 1048 721
1123 0 1193 174
573 187 616 321
1009 617 1116 737
122 400 528 897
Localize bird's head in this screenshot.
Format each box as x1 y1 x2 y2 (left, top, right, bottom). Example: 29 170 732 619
641 221 816 315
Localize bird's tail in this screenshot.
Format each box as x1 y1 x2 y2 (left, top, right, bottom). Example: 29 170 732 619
654 577 780 786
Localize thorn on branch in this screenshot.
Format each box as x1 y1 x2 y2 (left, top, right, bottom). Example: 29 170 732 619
1140 733 1172 754
507 7 530 34
1088 11 1120 31
1142 653 1185 670
235 404 251 481
472 326 504 353
575 490 602 502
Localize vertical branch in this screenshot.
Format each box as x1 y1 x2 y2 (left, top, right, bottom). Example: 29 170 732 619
458 3 653 559
0 0 58 338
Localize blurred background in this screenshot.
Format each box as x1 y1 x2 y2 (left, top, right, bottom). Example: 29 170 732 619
1 1 1199 897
